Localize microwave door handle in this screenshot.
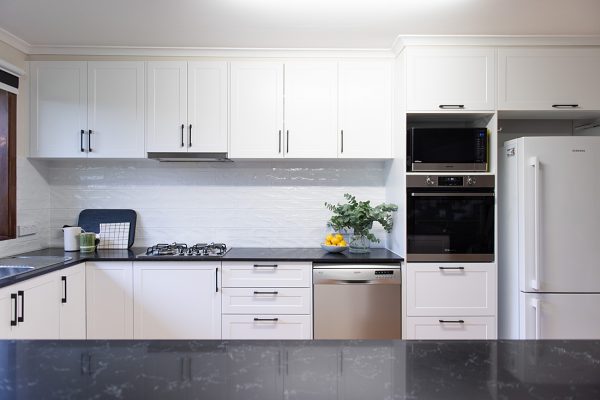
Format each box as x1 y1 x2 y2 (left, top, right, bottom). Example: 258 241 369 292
410 193 494 197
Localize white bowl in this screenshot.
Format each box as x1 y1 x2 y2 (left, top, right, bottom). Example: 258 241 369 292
321 244 348 253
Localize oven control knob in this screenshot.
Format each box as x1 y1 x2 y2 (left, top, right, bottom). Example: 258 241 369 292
426 177 435 186
466 176 477 186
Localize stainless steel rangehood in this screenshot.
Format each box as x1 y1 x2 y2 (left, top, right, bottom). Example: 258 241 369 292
147 152 232 162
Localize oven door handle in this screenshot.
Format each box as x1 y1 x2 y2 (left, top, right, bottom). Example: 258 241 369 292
410 192 494 197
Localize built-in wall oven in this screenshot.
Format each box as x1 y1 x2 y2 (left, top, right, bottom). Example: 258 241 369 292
406 175 495 262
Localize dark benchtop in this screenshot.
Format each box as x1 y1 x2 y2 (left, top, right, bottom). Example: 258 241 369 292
0 247 403 288
0 339 598 399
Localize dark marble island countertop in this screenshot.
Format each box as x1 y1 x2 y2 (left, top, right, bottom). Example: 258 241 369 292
0 340 599 399
0 247 403 288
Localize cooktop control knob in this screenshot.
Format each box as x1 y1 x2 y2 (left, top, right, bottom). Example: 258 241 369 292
426 176 435 186
466 176 477 186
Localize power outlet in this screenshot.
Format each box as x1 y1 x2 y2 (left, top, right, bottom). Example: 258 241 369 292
17 225 38 237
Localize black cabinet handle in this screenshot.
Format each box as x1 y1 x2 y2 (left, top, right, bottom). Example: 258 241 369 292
181 124 185 147
10 293 17 326
61 276 67 303
439 104 465 109
341 130 344 153
253 318 279 322
215 267 219 293
286 130 289 153
278 130 282 153
552 104 579 108
253 264 278 268
88 130 93 152
17 290 24 323
188 124 192 148
439 266 465 270
439 319 465 324
80 130 85 152
253 291 279 295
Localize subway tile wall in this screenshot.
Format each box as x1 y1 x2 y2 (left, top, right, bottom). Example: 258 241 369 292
43 160 389 248
0 157 51 258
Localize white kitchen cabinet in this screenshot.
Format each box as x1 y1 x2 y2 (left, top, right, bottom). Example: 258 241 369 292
405 316 497 340
29 61 88 157
230 62 284 158
87 62 145 158
58 263 86 339
405 262 497 340
284 62 338 158
146 61 228 153
406 263 496 317
12 272 60 339
222 262 312 288
30 61 145 158
86 261 133 339
0 286 17 338
498 48 600 111
338 60 392 158
222 314 312 340
133 262 221 339
222 287 311 315
406 47 496 111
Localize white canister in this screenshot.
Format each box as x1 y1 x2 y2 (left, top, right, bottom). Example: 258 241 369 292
63 227 82 252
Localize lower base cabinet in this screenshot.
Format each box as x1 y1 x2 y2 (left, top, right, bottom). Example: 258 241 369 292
133 262 221 339
405 316 497 340
222 315 312 340
59 263 86 339
86 261 134 339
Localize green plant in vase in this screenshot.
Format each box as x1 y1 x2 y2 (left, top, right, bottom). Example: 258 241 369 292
325 193 398 253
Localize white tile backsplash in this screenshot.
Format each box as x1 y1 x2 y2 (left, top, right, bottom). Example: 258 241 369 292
42 159 390 249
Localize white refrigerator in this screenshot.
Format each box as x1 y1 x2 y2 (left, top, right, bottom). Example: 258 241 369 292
499 136 600 339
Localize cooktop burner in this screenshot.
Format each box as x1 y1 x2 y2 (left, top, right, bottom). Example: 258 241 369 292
141 242 229 257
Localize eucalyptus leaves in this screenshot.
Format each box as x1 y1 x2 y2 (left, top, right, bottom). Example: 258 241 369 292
325 194 398 244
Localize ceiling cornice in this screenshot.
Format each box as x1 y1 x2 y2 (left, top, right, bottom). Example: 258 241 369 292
0 26 31 54
391 34 600 54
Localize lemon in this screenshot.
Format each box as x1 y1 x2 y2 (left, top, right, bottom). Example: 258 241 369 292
339 240 347 247
335 233 343 241
326 234 334 242
331 236 340 245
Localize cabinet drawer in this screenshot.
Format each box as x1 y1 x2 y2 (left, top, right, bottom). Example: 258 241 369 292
222 262 311 287
406 263 496 316
405 316 497 340
222 315 312 340
222 288 311 315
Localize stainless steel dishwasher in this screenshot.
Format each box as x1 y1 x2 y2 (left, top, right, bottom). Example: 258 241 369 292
313 263 401 339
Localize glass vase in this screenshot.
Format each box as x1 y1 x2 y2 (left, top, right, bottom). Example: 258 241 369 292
349 234 370 253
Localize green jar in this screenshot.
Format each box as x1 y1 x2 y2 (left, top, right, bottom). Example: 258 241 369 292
80 232 96 253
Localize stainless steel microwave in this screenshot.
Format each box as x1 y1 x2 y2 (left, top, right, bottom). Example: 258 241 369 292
407 127 488 172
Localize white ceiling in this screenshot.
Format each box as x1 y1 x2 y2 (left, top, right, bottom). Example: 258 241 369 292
1 0 600 49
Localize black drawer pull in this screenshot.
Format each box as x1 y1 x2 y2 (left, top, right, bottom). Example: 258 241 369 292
181 124 185 147
439 104 465 109
254 318 279 322
215 268 219 293
253 264 278 268
439 266 465 270
80 130 85 152
61 276 67 303
552 104 579 108
88 130 93 152
254 291 279 295
10 293 17 326
17 290 24 323
439 319 465 324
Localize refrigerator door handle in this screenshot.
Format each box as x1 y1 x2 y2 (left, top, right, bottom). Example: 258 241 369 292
531 298 541 339
529 156 540 291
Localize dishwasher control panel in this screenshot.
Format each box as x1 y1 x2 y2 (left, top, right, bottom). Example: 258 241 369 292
313 264 401 285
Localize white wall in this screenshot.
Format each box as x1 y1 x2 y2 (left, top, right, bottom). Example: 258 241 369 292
43 159 388 248
0 41 51 258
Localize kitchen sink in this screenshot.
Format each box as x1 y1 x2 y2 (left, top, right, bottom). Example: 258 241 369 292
0 256 72 281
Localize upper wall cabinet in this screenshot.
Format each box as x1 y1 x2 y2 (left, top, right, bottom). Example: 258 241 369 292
406 47 496 111
230 62 284 158
498 48 600 111
338 61 392 158
30 61 145 158
146 61 228 153
284 62 338 158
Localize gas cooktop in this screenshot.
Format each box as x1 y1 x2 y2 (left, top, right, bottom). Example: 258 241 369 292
138 243 229 258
